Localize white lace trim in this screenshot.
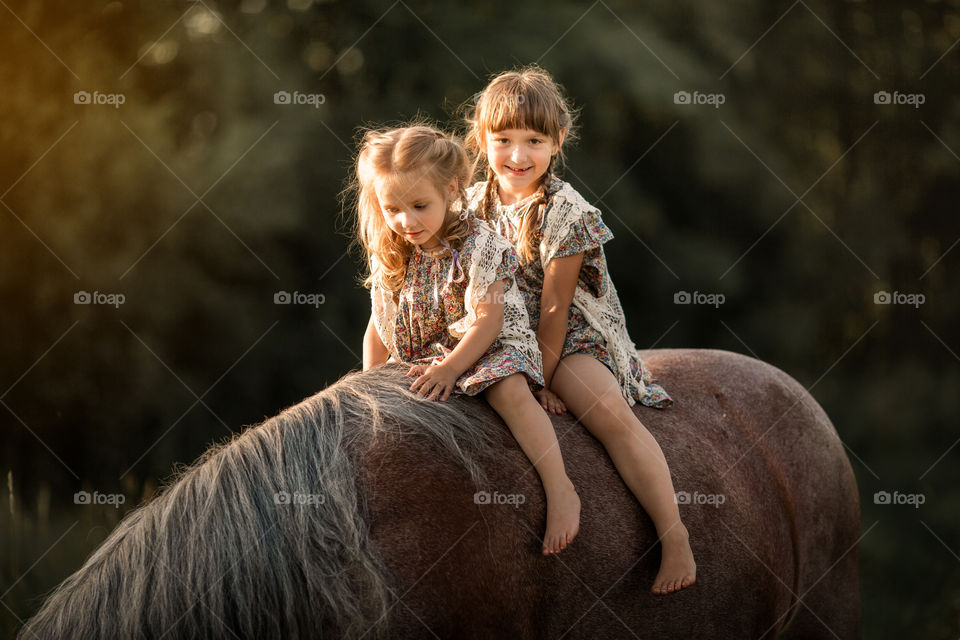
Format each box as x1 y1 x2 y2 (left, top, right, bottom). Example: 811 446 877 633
369 255 399 362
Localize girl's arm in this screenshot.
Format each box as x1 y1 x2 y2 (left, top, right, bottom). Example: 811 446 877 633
538 252 584 387
363 312 390 371
409 280 506 400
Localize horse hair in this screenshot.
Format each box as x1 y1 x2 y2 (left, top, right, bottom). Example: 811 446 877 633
19 364 498 640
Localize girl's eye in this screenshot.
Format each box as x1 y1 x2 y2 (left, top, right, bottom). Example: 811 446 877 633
414 203 427 209
530 138 542 144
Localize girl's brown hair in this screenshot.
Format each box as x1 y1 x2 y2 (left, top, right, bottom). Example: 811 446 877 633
350 124 471 292
465 65 578 263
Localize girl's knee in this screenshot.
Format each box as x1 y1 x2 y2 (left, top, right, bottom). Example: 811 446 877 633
583 394 638 439
485 374 530 405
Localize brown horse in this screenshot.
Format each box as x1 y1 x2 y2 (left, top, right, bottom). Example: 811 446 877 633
20 348 860 639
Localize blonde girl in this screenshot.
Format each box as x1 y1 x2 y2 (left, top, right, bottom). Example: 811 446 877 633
465 68 697 594
355 124 580 555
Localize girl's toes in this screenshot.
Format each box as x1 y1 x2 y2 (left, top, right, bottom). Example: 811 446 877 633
547 538 558 554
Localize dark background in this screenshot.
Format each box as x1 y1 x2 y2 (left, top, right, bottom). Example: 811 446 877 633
1 0 957 636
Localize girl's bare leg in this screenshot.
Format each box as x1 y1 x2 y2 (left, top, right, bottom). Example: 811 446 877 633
552 354 696 594
485 374 581 555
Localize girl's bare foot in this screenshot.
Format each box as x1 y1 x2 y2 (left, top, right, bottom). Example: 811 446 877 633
651 524 697 594
542 480 580 555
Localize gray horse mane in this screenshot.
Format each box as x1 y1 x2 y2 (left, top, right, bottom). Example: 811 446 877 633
20 364 498 640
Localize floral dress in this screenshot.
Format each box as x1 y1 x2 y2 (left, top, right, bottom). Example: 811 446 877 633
370 218 544 395
466 177 672 408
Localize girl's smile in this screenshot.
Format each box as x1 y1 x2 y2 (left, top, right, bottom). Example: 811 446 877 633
505 164 534 177
485 127 563 204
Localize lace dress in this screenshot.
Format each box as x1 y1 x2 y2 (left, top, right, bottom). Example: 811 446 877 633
369 218 544 395
466 177 672 408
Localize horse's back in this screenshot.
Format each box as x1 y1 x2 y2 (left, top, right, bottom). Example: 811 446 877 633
641 348 861 639
364 349 860 638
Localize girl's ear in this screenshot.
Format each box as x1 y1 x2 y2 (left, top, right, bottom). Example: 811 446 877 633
558 128 567 148
447 177 459 200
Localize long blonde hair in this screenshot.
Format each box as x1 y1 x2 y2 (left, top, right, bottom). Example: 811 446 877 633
465 65 578 264
351 124 471 292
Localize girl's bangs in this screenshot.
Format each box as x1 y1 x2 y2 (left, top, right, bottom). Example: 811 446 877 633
481 89 561 140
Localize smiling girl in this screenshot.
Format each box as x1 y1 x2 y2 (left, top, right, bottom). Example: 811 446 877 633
465 68 697 594
355 124 580 555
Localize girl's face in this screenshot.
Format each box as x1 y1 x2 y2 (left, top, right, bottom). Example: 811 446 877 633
485 127 562 203
375 173 456 251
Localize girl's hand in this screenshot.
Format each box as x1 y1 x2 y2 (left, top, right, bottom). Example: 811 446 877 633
534 389 567 415
410 363 458 401
406 364 428 377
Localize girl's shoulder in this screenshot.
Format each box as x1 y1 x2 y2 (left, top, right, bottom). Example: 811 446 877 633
540 179 614 260
465 180 489 213
455 216 516 275
545 179 601 220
